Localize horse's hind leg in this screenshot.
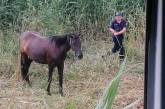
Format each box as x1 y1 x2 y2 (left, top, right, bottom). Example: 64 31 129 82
47 64 54 95
21 53 32 86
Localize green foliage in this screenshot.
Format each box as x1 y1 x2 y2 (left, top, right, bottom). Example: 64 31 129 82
95 58 127 109
65 101 77 109
0 0 145 31
0 0 26 28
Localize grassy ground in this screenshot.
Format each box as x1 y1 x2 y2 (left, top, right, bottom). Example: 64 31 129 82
0 39 144 109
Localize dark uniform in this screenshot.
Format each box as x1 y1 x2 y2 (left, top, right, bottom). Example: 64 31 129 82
109 19 127 62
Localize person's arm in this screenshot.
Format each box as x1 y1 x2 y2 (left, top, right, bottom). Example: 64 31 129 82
109 28 116 34
108 21 116 34
114 20 128 36
114 27 126 36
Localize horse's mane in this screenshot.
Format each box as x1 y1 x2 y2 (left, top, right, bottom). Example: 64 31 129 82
48 34 69 46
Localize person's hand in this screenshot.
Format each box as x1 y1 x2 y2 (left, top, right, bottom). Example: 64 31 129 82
114 32 119 36
109 29 116 34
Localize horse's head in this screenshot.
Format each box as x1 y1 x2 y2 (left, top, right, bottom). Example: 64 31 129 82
68 32 83 59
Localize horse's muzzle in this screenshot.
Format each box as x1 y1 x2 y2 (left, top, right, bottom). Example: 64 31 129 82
78 53 83 59
76 50 83 59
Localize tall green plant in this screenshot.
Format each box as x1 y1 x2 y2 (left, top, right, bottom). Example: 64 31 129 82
95 58 127 109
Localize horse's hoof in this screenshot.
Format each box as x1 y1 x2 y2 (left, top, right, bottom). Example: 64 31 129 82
28 83 32 87
60 92 64 97
59 87 63 96
47 92 51 96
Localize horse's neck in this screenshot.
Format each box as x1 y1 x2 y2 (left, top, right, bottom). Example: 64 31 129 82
60 42 71 53
50 36 71 53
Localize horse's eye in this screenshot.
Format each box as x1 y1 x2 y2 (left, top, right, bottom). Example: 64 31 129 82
70 35 74 39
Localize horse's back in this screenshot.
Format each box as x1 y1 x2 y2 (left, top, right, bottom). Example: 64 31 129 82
20 31 40 50
20 31 49 62
20 31 43 41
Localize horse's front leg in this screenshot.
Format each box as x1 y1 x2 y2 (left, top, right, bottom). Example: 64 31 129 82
47 64 54 95
57 62 64 96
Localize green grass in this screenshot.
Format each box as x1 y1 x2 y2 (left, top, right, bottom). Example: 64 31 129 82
65 100 77 109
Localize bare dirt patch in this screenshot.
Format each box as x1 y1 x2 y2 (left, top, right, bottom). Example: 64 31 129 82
113 73 144 109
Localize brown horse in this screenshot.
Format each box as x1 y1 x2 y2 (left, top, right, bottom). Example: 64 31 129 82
20 31 83 96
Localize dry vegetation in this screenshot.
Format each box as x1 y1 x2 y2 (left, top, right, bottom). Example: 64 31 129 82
0 39 144 109
0 0 145 108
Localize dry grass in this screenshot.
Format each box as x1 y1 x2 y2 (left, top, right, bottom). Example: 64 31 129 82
0 39 144 109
